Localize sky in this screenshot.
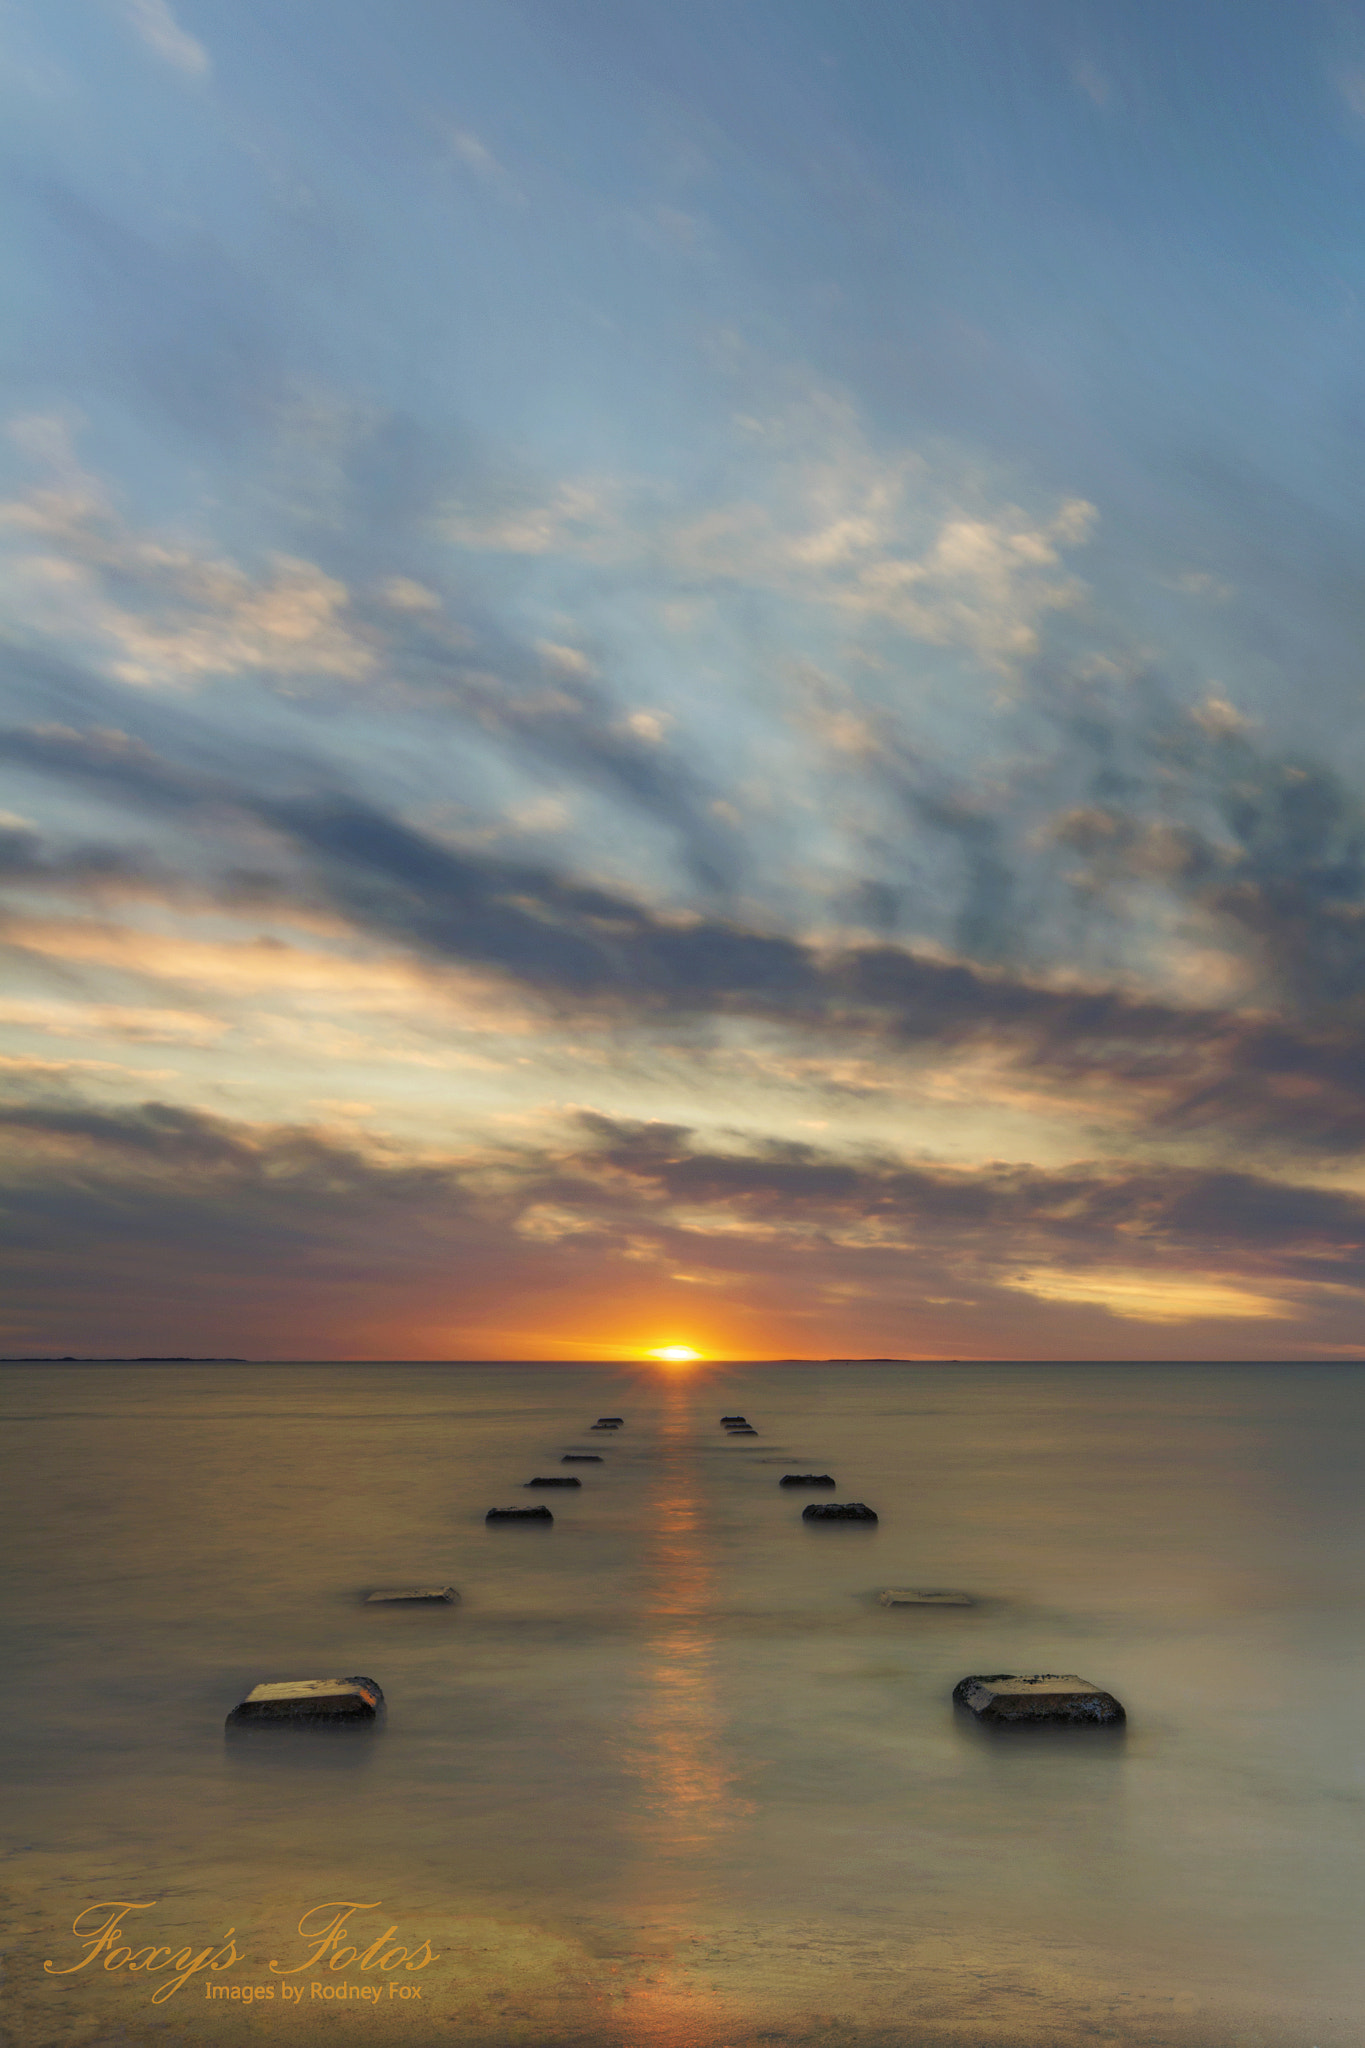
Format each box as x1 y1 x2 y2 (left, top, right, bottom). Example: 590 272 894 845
6 0 1365 1360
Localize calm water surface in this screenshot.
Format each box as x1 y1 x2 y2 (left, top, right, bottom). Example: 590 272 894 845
3 1360 1363 2047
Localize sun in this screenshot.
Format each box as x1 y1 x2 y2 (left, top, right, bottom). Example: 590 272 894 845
645 1344 704 1363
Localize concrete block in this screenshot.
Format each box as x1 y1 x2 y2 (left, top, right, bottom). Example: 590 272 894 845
227 1677 383 1726
486 1506 554 1523
803 1501 877 1522
952 1673 1125 1724
879 1588 972 1606
365 1587 458 1604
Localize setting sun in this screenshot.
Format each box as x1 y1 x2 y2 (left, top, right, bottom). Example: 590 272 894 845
645 1345 704 1363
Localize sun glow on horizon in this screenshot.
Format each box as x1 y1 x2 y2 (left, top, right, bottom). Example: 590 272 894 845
645 1344 705 1363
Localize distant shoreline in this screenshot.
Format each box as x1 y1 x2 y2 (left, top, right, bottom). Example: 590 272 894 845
0 1355 249 1362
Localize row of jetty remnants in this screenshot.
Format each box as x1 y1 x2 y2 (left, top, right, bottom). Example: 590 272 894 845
226 1404 1125 1731
486 1412 620 1522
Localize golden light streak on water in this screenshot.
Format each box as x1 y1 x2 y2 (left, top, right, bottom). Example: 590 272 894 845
625 1378 748 1860
613 1376 758 2045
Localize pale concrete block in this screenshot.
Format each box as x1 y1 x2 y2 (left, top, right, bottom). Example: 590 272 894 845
227 1676 383 1725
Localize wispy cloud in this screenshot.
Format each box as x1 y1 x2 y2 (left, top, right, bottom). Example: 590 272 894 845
4 1093 1364 1355
14 717 1365 1163
2 422 374 687
445 128 525 204
438 382 1096 673
1004 1266 1292 1323
116 0 209 78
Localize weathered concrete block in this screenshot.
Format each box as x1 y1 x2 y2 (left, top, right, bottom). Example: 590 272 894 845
525 1475 581 1487
780 1473 835 1486
879 1588 972 1606
562 1454 602 1462
227 1677 383 1726
365 1587 458 1604
952 1674 1125 1724
803 1501 877 1522
486 1506 554 1522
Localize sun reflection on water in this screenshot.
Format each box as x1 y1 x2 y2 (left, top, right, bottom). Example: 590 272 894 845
627 1379 744 1858
613 1378 753 2044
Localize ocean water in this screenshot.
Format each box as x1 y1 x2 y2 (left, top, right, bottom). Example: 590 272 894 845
3 1359 1364 2048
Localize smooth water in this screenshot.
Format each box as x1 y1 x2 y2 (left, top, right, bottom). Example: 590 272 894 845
3 1361 1364 2047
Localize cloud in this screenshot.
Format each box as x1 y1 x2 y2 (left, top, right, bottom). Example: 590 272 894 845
1 431 375 687
1040 681 1365 1018
0 998 224 1045
0 813 171 896
379 576 442 613
116 0 209 78
1339 67 1365 119
1003 1266 1292 1323
445 129 524 204
438 381 1096 672
5 1094 1365 1355
13 715 1365 1159
1070 59 1110 108
1 912 438 1004
440 480 624 558
1 425 740 888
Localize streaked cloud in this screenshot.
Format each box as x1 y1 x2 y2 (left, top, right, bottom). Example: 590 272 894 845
438 385 1096 673
115 0 208 78
7 3 1365 1355
4 1094 1364 1356
1003 1267 1293 1324
445 127 524 204
3 426 374 687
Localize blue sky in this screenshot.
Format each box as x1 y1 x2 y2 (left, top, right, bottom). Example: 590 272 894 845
6 0 1365 1358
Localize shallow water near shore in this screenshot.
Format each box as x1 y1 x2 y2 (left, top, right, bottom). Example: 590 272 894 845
3 1358 1364 2047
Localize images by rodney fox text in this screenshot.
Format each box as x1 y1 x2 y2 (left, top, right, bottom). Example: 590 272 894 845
44 1901 440 2005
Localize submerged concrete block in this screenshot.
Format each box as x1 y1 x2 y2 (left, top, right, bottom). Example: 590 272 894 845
780 1473 835 1486
365 1587 458 1604
803 1501 877 1522
952 1673 1125 1724
725 1424 758 1435
720 1415 747 1424
486 1505 554 1523
227 1677 383 1726
525 1475 581 1487
879 1588 972 1606
562 1453 602 1462
590 1417 623 1429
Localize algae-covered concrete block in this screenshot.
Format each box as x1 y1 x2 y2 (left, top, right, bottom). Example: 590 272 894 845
526 1475 581 1487
952 1673 1125 1724
486 1505 553 1522
803 1501 877 1522
780 1473 835 1486
227 1676 383 1726
365 1587 458 1605
879 1588 972 1606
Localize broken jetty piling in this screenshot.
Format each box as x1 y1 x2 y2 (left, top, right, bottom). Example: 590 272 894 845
226 1677 384 1727
952 1674 1125 1725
